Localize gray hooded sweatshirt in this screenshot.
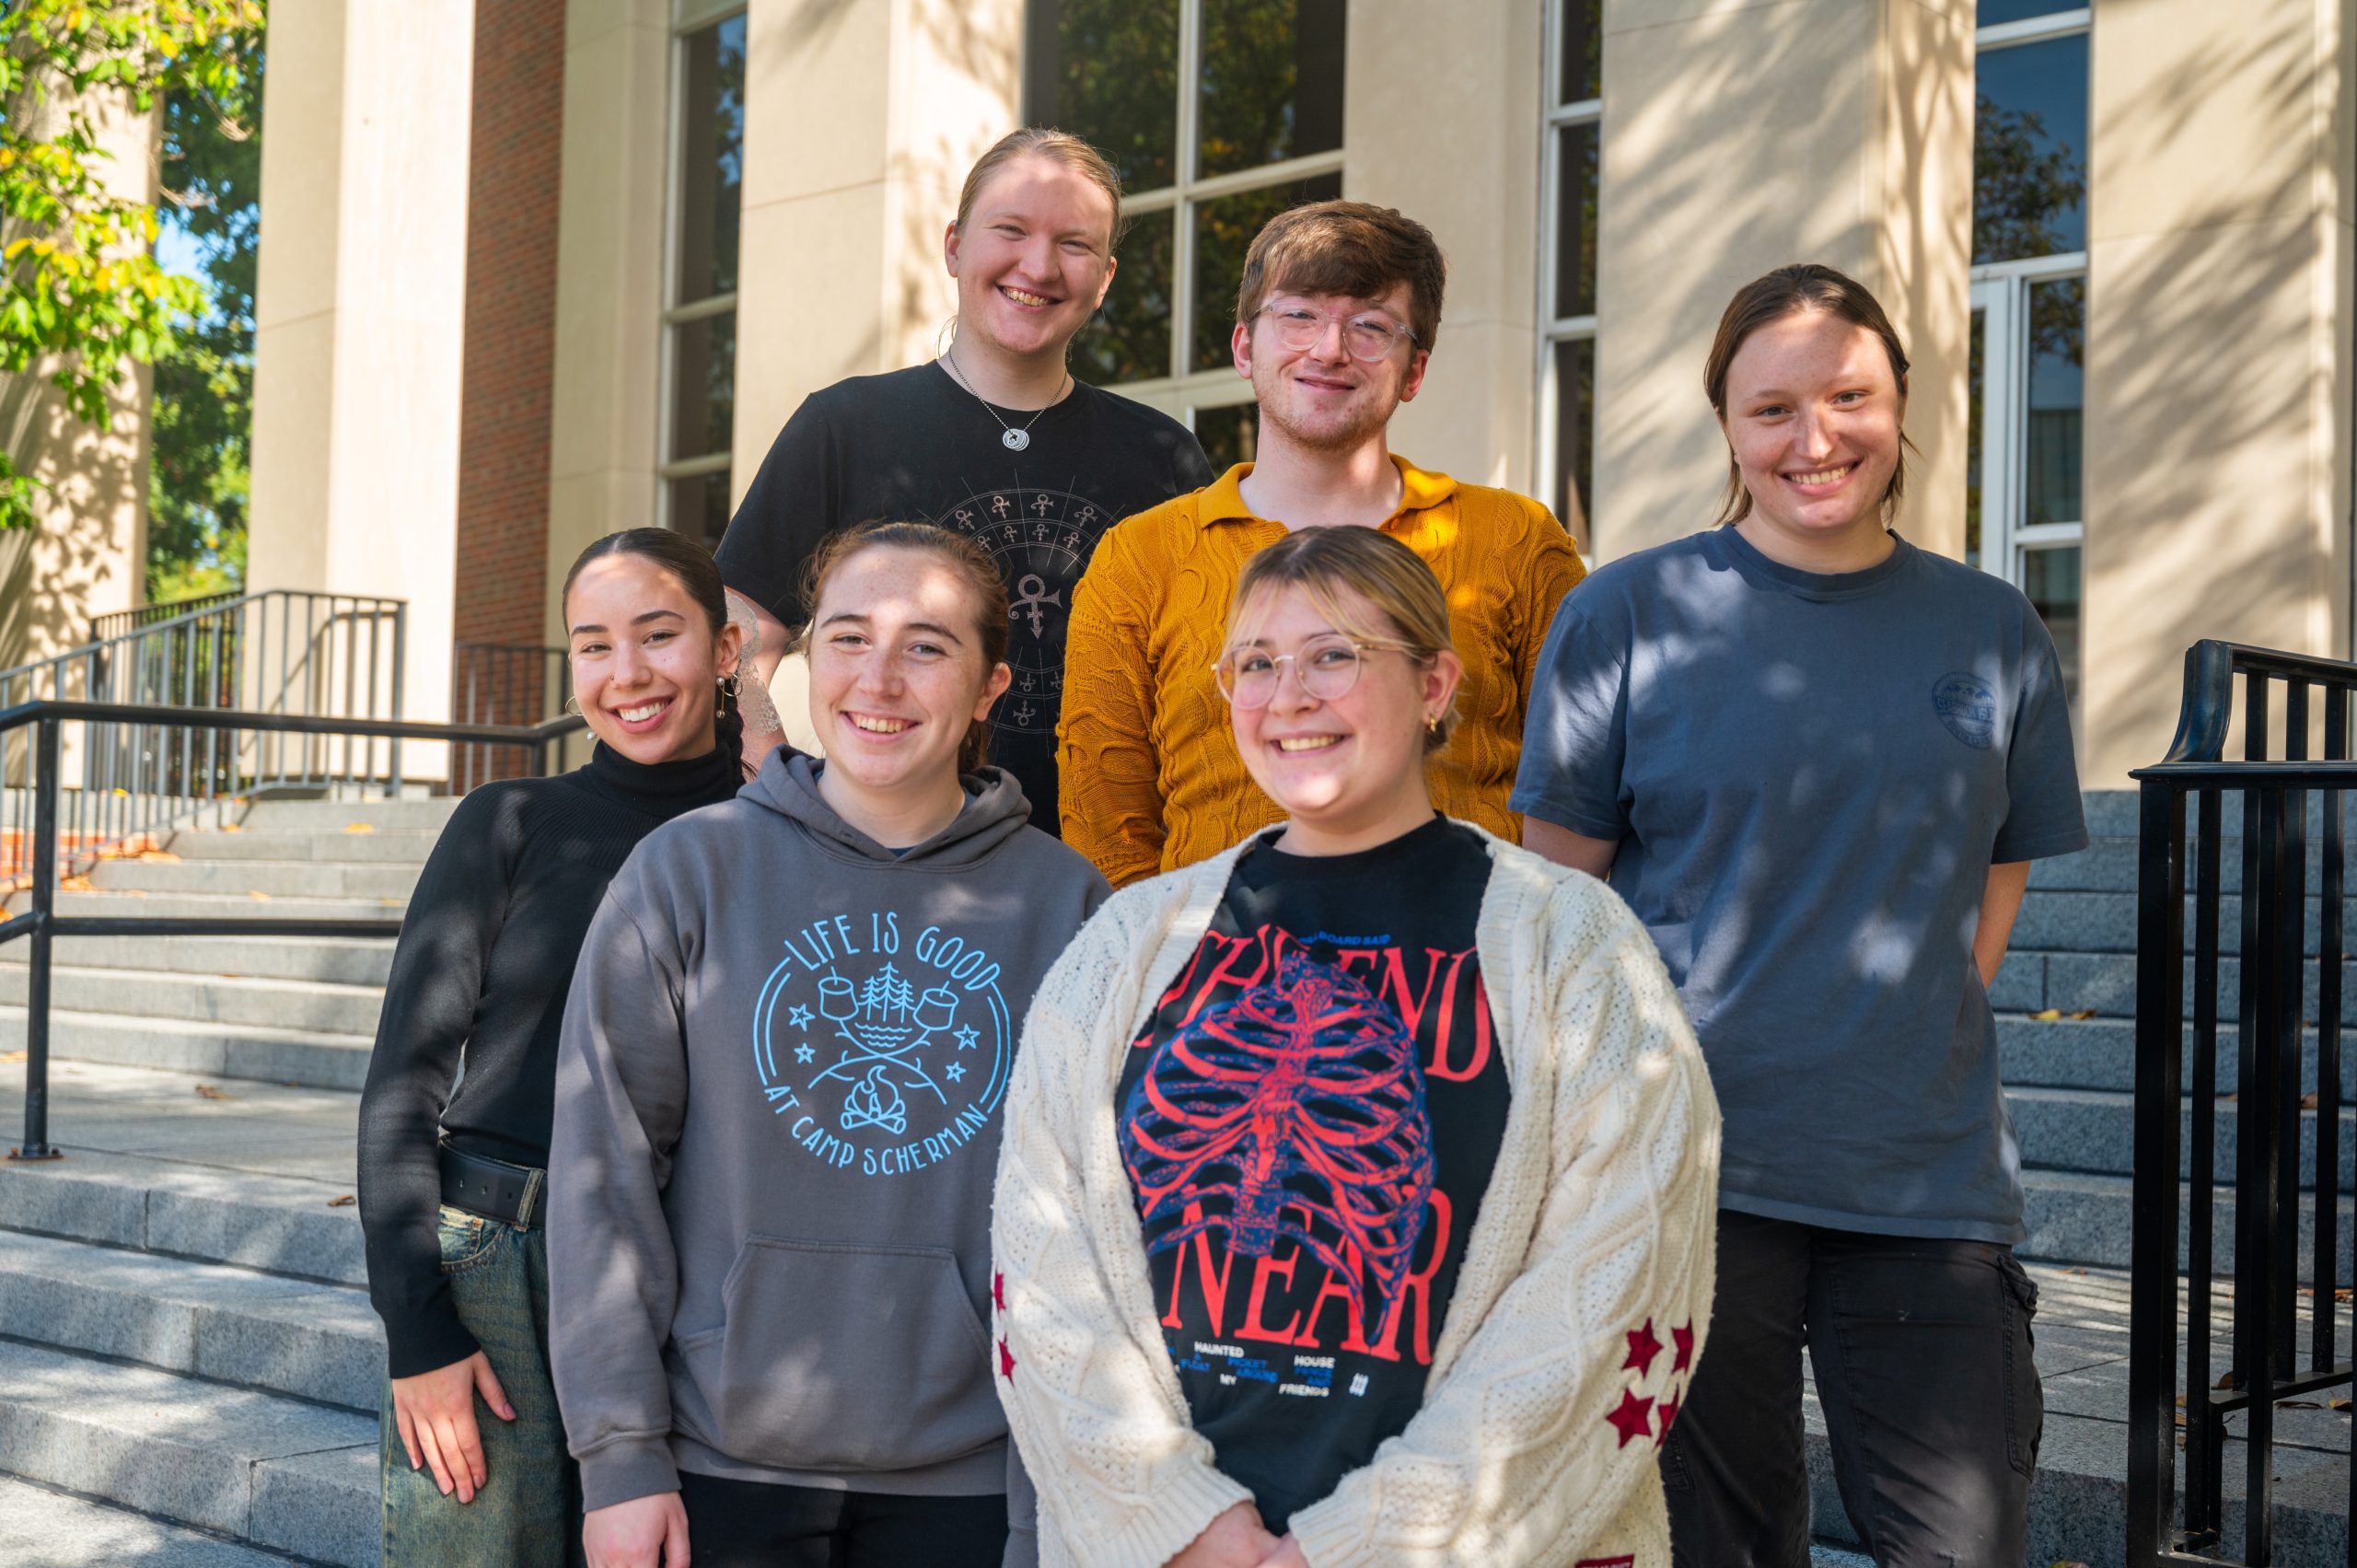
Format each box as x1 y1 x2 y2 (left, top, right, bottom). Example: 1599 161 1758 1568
550 750 1109 1514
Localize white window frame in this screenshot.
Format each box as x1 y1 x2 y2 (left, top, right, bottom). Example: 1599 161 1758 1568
656 1 748 533
1533 0 1600 546
1076 0 1348 429
1969 5 2089 590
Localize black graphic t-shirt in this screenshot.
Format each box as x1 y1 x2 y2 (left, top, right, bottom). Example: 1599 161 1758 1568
716 364 1215 835
1112 818 1509 1532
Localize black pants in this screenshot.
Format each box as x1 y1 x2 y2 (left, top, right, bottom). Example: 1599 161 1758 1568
677 1470 1009 1568
1662 1210 2043 1568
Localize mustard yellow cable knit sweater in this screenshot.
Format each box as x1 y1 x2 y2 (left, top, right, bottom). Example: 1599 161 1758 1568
989 827 1721 1568
1056 457 1586 889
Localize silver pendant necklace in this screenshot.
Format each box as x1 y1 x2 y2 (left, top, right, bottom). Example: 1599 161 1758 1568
941 343 1068 453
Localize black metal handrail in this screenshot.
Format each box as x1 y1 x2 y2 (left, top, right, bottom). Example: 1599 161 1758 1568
87 589 243 645
2128 640 2357 1565
1 700 585 1164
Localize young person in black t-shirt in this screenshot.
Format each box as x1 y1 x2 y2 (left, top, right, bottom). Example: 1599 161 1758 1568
716 127 1214 832
989 528 1719 1568
357 531 747 1566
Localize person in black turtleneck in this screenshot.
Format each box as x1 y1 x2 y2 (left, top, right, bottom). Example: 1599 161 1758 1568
358 528 748 1567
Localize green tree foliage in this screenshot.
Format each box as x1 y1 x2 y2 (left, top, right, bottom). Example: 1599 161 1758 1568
0 0 263 533
1972 95 2084 366
146 45 259 599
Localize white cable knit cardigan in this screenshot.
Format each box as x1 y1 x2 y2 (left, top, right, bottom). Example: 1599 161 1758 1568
988 826 1721 1568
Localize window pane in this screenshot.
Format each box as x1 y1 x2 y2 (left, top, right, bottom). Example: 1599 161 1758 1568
2023 543 2082 723
1979 0 2084 23
1559 0 1600 103
668 310 736 461
1974 33 2087 262
1553 121 1599 319
1551 337 1593 549
1966 307 1985 568
1078 208 1174 385
676 15 746 301
1198 0 1346 180
669 470 732 554
1190 172 1345 372
2025 277 2084 527
1193 403 1260 471
1026 0 1179 192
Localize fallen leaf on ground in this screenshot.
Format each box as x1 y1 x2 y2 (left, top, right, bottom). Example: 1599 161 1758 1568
2052 1560 2095 1568
2331 1398 2351 1411
216 823 242 833
246 889 271 900
58 875 92 891
2069 1008 2098 1020
2064 1266 2087 1274
2175 1394 2188 1407
2301 1092 2321 1109
134 851 180 863
0 1051 23 1063
193 1084 232 1100
343 822 375 834
2217 1371 2237 1388
327 1193 355 1207
2029 1007 2063 1021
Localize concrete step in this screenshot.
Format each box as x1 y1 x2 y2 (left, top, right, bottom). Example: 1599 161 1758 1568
17 889 407 923
2010 1084 2357 1183
2001 947 2357 1026
0 1473 310 1566
2002 1016 2357 1098
0 1230 380 1411
0 1339 375 1565
2023 1170 2355 1278
42 933 395 986
6 964 384 1037
2033 834 2357 895
86 857 421 900
0 1007 375 1091
2013 890 2357 957
238 797 458 833
2090 786 2357 841
0 1148 364 1286
166 826 442 865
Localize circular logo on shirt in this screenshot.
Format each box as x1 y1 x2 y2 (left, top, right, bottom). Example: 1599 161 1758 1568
751 910 1013 1178
1931 671 1999 750
935 486 1117 737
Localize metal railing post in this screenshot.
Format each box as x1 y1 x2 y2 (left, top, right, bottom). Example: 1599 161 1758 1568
387 602 406 797
10 714 63 1161
2126 777 2186 1566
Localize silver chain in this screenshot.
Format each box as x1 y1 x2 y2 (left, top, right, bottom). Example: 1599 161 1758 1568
940 342 1070 453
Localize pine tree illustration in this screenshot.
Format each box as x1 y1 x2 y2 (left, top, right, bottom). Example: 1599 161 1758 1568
862 962 915 1017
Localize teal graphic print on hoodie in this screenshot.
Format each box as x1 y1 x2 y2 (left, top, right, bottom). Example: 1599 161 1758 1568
548 750 1109 1516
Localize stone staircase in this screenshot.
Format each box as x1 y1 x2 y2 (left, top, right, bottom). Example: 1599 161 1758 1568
0 788 2346 1563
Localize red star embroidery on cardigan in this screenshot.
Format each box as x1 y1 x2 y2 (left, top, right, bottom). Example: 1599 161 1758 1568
1623 1318 1663 1375
1672 1320 1695 1373
1606 1388 1655 1447
1655 1388 1682 1447
993 1271 1007 1312
998 1337 1016 1381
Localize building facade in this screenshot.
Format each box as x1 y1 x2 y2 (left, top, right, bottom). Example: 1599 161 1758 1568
224 0 2352 784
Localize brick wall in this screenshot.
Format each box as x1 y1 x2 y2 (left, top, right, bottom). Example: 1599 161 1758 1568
450 0 565 660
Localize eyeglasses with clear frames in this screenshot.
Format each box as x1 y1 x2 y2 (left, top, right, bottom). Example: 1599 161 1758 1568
1212 634 1418 709
1256 305 1421 362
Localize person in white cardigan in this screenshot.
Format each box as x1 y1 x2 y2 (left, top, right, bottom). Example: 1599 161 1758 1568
992 525 1721 1568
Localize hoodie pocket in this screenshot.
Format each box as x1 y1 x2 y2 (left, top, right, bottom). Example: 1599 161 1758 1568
679 1236 1001 1474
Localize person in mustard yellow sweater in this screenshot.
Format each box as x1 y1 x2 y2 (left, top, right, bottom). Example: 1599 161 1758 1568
1056 201 1585 888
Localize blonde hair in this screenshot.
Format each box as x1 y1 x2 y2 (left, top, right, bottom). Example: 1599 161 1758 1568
955 127 1126 249
1227 528 1459 752
789 521 1012 775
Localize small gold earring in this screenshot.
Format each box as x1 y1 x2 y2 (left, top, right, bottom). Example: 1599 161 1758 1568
563 695 583 715
1426 714 1439 734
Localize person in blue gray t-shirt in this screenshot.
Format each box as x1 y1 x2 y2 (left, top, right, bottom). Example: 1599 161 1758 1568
1513 263 2085 1568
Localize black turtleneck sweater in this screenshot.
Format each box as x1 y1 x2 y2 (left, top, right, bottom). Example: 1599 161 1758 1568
358 743 740 1376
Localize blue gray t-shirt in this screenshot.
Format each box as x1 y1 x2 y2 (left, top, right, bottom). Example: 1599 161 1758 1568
1509 526 2086 1242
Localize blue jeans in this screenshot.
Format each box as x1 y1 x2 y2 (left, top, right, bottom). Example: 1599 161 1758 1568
381 1204 583 1567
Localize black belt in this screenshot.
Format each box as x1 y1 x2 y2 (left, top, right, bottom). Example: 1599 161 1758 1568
437 1143 546 1229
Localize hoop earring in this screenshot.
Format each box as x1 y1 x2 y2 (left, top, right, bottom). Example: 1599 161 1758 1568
718 672 741 700
563 695 582 715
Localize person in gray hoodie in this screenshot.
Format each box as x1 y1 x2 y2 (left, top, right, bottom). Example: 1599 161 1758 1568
549 521 1110 1568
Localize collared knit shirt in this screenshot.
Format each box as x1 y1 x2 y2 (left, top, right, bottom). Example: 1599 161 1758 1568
1056 456 1585 888
989 826 1721 1568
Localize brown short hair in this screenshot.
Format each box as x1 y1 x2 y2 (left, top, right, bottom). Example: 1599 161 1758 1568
956 127 1125 250
1704 262 1916 526
1234 201 1447 352
789 521 1012 775
1227 527 1459 753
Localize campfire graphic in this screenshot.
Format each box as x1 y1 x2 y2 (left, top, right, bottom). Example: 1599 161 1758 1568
809 962 958 1134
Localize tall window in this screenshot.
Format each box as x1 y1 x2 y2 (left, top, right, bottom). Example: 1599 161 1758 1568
1536 2 1600 552
1969 2 2087 717
659 3 746 551
1025 0 1347 469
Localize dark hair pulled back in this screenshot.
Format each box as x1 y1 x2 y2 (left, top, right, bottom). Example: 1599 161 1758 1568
559 528 742 772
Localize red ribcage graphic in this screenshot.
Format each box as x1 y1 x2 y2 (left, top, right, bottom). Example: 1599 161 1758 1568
1120 946 1435 1325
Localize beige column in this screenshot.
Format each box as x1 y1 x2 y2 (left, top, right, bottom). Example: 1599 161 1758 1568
540 0 671 641
2078 0 2355 783
1590 0 1974 563
1344 0 1546 493
0 81 157 673
248 0 477 764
